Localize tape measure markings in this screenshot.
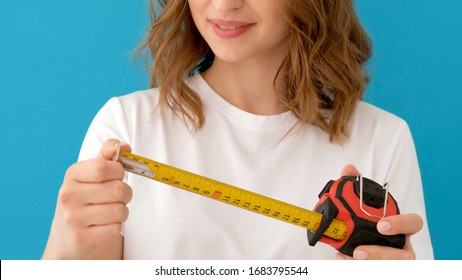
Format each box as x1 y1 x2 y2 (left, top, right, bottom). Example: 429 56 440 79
115 149 347 241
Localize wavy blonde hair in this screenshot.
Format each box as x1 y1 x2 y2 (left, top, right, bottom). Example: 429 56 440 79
137 0 372 143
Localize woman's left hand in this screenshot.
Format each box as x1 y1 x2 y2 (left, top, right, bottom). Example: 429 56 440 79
335 165 423 260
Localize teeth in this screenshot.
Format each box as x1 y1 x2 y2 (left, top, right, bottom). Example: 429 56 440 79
218 25 239 30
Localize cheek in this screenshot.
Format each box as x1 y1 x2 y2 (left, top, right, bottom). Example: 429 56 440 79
188 0 204 23
188 2 208 33
263 23 289 47
262 8 289 43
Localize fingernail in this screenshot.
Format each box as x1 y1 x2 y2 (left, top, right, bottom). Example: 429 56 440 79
114 142 130 150
377 220 392 232
335 253 346 260
353 249 369 260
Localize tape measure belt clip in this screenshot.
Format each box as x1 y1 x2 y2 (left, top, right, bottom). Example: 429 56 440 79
307 176 406 256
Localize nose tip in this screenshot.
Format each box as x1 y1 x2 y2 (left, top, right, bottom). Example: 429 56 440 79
212 0 245 11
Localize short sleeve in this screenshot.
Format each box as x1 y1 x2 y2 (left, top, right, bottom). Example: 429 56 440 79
384 122 434 259
78 97 132 161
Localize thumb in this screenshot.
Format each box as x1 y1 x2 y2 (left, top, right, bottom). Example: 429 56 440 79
341 164 360 177
97 139 132 161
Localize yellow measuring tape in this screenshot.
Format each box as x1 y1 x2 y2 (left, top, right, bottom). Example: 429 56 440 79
114 148 347 241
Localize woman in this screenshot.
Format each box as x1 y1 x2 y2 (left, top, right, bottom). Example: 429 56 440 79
43 0 433 259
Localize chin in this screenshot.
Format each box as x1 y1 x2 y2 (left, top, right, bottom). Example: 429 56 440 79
211 48 253 63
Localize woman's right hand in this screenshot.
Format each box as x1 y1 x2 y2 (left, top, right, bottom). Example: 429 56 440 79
42 139 133 259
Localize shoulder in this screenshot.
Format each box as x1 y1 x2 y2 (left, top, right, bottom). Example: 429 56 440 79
350 101 409 134
354 101 404 124
106 88 160 112
344 101 414 155
78 88 161 160
92 88 162 124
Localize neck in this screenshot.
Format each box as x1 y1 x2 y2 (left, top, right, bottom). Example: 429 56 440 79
202 56 288 115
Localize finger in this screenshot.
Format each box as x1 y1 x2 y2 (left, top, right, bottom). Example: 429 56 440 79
66 158 126 183
84 181 133 205
98 139 132 161
67 203 129 227
84 223 123 246
377 213 423 236
334 252 354 260
352 241 416 260
59 180 133 206
341 164 360 177
85 203 129 226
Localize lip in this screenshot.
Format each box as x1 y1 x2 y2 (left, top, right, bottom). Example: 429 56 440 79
209 19 255 39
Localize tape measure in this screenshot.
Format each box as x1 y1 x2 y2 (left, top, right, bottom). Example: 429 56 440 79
113 147 347 241
113 146 406 256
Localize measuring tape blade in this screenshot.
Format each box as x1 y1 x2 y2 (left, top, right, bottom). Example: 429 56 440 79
113 148 347 241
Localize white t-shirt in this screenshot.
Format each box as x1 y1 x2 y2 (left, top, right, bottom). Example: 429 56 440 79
79 73 434 259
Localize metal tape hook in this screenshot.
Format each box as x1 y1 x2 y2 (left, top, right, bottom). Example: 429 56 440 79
113 143 155 178
357 174 389 219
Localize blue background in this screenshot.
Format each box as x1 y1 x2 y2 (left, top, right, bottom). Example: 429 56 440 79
0 0 460 259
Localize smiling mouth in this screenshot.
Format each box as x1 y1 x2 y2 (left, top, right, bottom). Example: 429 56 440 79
217 25 241 30
209 19 254 38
